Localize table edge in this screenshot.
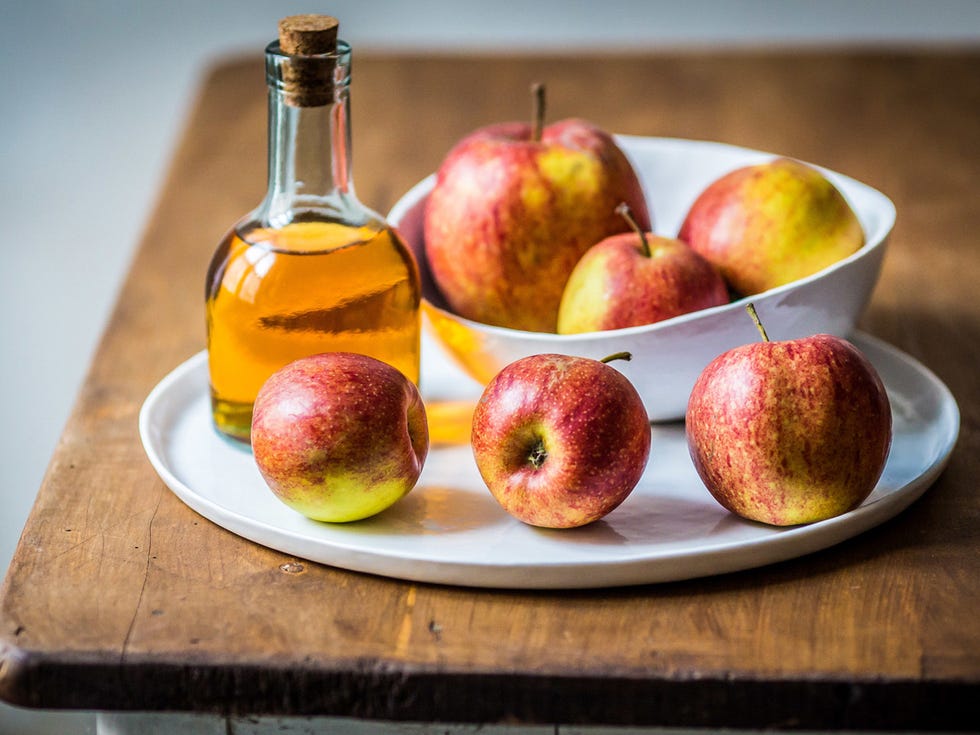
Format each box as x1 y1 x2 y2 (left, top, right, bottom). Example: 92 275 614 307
2 638 978 729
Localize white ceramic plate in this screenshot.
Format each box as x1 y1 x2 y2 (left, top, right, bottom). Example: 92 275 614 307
139 333 958 589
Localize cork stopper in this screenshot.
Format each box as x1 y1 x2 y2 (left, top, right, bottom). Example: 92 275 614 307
277 15 340 108
278 15 339 56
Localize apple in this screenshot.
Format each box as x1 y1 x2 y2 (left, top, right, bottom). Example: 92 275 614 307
424 83 650 333
557 203 730 333
251 352 429 523
678 157 864 296
685 304 892 526
471 352 651 528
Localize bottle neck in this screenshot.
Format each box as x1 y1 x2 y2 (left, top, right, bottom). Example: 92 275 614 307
257 40 360 227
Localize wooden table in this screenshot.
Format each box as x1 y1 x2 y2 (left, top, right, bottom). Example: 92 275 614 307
1 51 977 732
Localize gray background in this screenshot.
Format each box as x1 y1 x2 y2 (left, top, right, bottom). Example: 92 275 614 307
1 1 978 732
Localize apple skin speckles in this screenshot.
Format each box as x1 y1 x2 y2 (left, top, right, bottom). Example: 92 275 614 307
424 117 649 333
557 231 729 334
678 157 864 297
686 333 892 526
251 352 429 523
471 353 652 529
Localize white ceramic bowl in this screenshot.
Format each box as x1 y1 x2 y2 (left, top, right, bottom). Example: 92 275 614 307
388 136 895 422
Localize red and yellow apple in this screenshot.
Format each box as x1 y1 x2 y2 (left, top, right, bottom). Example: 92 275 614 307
686 305 892 526
678 157 864 296
424 85 649 333
557 203 729 333
251 352 429 523
471 353 651 528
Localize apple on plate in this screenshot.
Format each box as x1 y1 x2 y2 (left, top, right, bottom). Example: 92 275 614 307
678 157 864 296
251 352 429 523
685 304 892 526
557 203 730 333
471 352 651 528
424 83 650 333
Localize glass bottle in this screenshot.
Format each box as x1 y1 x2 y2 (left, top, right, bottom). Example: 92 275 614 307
206 16 421 443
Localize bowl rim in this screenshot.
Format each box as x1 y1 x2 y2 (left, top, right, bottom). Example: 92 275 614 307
388 135 896 342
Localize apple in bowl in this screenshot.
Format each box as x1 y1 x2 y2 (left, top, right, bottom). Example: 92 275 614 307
390 136 895 422
679 157 866 296
557 203 730 334
424 84 649 333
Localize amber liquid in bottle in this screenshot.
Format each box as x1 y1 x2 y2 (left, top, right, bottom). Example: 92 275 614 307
206 218 420 442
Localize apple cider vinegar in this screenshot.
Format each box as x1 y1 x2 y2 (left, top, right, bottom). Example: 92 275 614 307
206 219 420 442
205 16 421 443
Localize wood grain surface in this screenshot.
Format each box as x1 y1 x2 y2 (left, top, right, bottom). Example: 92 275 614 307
1 51 977 730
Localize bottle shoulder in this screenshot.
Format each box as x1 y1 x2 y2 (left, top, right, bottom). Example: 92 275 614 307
251 189 383 230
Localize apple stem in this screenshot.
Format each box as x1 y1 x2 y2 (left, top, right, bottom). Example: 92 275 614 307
600 351 632 364
530 82 546 143
616 202 651 258
745 303 770 342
